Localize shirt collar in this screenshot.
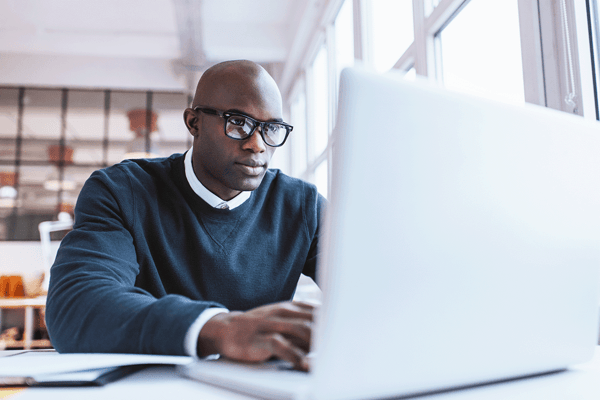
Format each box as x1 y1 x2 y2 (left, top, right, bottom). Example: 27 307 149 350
184 147 251 210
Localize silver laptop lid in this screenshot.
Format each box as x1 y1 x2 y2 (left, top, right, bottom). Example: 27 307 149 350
312 67 600 400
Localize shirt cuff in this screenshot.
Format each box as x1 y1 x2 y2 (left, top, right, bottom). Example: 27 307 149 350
184 307 229 358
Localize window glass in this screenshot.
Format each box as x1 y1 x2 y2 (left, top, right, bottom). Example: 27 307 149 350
426 0 441 16
290 85 308 178
310 45 329 159
334 0 355 126
438 0 525 104
334 0 355 82
368 0 414 73
315 160 328 199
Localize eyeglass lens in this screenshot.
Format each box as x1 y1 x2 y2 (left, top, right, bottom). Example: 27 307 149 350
225 116 287 146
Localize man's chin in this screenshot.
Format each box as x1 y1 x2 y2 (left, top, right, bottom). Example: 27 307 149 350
235 174 266 192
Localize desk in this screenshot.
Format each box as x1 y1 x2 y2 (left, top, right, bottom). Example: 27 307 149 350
4 347 600 400
0 296 49 350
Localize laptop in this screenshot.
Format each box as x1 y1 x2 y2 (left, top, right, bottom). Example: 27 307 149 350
179 67 600 400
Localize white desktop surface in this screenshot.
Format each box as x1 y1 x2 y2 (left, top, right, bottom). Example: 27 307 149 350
5 347 600 400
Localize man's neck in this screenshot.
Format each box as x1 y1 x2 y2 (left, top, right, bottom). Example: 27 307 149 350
183 148 250 209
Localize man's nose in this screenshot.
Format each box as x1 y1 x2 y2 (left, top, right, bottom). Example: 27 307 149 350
242 125 267 153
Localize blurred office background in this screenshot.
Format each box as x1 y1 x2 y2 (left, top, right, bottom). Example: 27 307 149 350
0 0 598 347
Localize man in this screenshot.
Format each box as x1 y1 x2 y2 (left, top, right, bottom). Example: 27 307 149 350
46 60 325 371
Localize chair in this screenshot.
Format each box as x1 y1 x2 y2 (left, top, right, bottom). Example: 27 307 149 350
38 212 73 293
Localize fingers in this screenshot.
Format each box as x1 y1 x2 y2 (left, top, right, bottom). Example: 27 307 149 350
290 301 316 311
265 333 310 372
269 302 315 322
283 332 311 353
262 318 312 346
259 302 315 357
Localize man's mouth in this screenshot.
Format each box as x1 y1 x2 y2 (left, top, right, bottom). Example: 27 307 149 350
236 162 265 176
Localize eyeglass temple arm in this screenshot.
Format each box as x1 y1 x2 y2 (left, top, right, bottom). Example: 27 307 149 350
194 107 223 117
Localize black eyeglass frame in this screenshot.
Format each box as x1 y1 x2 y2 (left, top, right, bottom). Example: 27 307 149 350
193 106 293 147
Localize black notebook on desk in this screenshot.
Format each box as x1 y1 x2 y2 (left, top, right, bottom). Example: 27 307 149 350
0 351 193 387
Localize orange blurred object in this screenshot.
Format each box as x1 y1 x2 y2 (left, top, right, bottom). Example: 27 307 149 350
58 202 75 215
127 109 158 136
0 388 26 398
47 145 74 165
0 275 25 298
0 172 17 187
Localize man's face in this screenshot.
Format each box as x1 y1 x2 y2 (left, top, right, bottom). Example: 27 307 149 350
187 71 282 201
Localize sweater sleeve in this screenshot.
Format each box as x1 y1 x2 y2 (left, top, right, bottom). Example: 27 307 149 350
46 168 224 356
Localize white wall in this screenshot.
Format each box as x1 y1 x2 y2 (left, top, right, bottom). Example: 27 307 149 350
0 53 188 91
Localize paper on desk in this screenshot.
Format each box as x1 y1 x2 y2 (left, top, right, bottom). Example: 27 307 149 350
0 352 193 377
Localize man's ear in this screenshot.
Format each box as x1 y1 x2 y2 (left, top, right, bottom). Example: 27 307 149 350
183 108 199 137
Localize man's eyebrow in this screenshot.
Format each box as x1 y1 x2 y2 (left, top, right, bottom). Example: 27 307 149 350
228 109 284 123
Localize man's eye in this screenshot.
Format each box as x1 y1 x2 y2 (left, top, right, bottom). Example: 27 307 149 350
229 117 246 126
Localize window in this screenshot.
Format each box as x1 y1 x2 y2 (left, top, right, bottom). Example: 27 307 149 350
437 0 525 104
290 81 308 177
283 0 592 206
334 0 355 81
314 160 328 199
308 44 329 161
368 0 414 73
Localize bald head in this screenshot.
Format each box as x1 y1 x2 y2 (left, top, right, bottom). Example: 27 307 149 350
183 60 286 201
192 60 282 115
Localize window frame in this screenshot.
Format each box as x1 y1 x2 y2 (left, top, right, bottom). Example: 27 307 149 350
282 0 596 197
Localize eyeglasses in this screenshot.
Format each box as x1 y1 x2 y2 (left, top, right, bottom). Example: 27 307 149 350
194 106 293 147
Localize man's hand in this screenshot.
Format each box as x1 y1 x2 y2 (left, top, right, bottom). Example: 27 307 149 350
197 301 315 371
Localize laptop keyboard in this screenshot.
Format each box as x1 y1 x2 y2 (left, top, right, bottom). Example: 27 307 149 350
179 359 312 399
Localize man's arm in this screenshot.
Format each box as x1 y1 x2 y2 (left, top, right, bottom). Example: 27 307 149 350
46 168 224 355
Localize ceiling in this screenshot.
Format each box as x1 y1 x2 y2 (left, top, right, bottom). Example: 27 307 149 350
0 0 320 90
0 0 302 61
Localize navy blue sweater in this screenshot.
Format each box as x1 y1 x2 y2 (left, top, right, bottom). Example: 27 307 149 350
46 153 325 356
